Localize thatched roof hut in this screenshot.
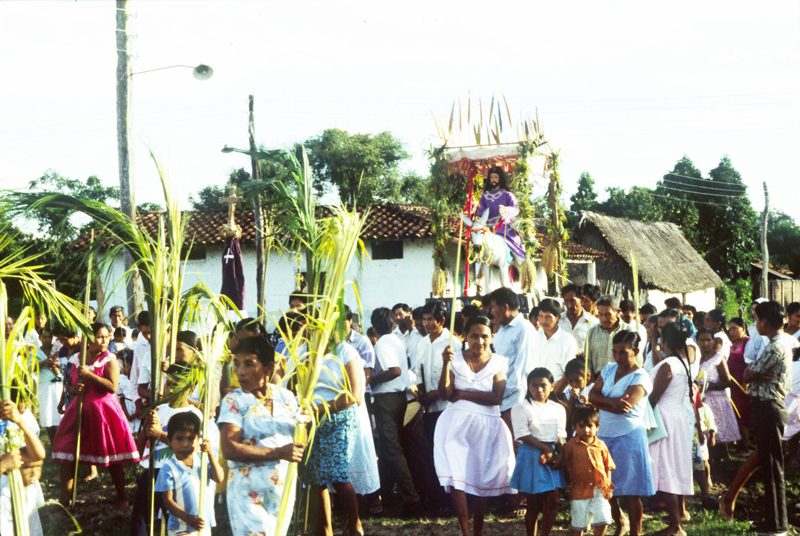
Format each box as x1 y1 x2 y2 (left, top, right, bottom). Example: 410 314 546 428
575 211 723 304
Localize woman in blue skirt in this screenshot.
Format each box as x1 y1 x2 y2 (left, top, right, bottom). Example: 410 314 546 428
589 330 655 536
510 367 567 536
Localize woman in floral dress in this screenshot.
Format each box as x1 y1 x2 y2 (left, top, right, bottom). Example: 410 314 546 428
219 337 305 536
696 328 740 464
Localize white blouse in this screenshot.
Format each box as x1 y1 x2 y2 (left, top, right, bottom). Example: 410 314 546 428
510 398 567 442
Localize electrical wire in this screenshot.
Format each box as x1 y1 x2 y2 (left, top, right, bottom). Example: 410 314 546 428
655 184 747 198
647 191 751 207
660 177 746 193
0 94 797 136
663 171 747 187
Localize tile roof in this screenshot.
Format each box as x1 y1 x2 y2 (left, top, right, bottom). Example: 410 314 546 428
78 204 604 259
751 259 796 279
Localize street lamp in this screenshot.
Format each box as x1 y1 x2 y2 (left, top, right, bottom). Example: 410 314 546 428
132 64 214 80
220 145 249 154
116 0 212 317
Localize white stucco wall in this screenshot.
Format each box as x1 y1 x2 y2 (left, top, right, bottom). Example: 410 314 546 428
101 239 443 328
646 288 716 312
100 239 597 328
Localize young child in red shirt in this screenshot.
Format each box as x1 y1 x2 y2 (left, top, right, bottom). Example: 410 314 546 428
560 407 615 536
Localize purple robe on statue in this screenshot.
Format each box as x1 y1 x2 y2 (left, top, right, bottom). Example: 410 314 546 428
477 188 526 262
221 237 245 310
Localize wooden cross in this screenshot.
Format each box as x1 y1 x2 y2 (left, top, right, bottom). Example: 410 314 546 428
219 185 243 225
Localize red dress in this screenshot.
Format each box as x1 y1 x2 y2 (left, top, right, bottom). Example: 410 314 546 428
52 351 140 465
727 337 751 426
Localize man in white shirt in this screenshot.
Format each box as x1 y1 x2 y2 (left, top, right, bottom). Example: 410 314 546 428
558 284 598 355
391 303 420 385
414 301 451 445
370 307 421 516
129 311 153 410
619 299 648 344
489 287 539 430
108 305 133 346
412 301 451 511
748 298 768 338
408 307 426 371
391 303 414 346
536 298 579 383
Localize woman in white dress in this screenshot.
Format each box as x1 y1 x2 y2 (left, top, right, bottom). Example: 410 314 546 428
649 322 694 536
433 315 515 536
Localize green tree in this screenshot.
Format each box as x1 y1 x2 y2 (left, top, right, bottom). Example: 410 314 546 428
23 171 121 299
653 156 757 281
768 211 800 276
137 202 164 213
382 171 430 206
568 171 598 225
304 129 409 206
578 155 756 283
594 186 664 222
190 168 252 212
28 171 119 236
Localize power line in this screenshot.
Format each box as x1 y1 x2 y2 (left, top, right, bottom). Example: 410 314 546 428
655 184 747 198
647 191 745 207
660 177 746 193
662 171 750 189
1 94 797 136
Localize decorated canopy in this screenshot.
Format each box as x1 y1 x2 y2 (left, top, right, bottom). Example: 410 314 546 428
443 144 550 185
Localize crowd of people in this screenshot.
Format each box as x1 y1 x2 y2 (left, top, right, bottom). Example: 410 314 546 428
2 288 800 536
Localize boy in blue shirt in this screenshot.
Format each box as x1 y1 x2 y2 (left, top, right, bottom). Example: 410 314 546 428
155 412 223 535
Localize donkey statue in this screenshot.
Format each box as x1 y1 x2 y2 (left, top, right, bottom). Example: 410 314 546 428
461 208 518 294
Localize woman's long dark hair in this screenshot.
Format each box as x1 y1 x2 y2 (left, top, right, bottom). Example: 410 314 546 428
659 321 693 401
706 308 728 338
661 322 688 356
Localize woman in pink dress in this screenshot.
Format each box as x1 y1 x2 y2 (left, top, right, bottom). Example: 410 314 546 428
726 318 751 455
52 323 140 508
696 328 741 466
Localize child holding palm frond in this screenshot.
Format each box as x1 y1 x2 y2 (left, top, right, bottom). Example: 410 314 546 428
0 394 47 536
130 363 220 536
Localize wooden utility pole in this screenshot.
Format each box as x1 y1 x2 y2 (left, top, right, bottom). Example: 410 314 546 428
248 95 267 313
116 0 144 320
761 182 769 299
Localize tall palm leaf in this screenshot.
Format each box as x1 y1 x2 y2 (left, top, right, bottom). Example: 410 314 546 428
4 149 190 536
0 238 89 536
229 145 368 536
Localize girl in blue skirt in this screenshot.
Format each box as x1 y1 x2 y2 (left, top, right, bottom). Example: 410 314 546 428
510 367 567 536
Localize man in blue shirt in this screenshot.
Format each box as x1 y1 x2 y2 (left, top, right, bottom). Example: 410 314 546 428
489 287 538 431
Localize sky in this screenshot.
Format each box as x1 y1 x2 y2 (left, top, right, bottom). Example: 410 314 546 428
1 0 799 224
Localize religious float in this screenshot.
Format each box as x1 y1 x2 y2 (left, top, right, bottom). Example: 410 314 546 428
426 96 569 312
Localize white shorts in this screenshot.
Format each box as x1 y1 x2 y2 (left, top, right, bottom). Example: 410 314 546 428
571 488 612 530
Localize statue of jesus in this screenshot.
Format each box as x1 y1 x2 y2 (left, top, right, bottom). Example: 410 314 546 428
476 166 526 264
